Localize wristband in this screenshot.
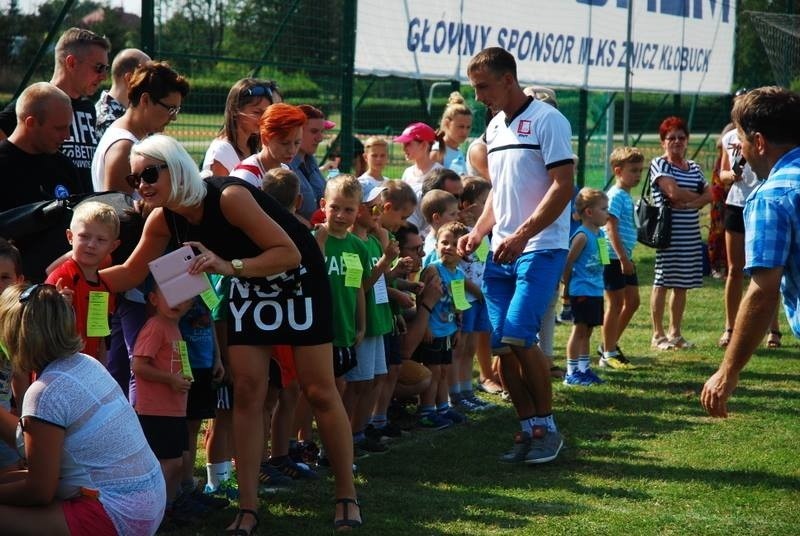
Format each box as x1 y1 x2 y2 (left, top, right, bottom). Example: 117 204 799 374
421 302 433 314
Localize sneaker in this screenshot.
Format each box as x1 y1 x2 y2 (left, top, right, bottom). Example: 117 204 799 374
439 408 467 424
466 394 494 410
288 440 319 465
525 427 564 464
375 422 405 439
181 486 229 510
457 397 483 412
600 355 634 370
499 431 532 463
354 434 388 455
417 412 452 430
172 492 211 518
204 478 239 500
581 368 604 385
258 462 293 491
563 371 589 386
557 305 573 323
269 456 319 480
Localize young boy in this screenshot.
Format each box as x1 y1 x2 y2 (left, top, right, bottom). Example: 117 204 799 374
131 284 195 526
420 189 460 257
600 147 644 369
562 188 610 387
416 221 471 429
315 175 370 382
359 136 391 185
46 201 120 362
394 122 443 236
343 179 399 453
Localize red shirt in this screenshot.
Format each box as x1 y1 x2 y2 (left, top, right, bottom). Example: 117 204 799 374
46 258 115 360
133 315 187 417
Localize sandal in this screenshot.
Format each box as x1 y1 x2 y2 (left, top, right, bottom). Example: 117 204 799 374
767 330 782 349
226 508 259 536
334 498 362 531
669 336 695 349
718 328 733 348
651 335 675 351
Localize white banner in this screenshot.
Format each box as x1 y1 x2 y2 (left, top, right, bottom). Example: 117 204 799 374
355 0 736 95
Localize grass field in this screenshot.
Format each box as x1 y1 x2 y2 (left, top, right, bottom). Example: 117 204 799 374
176 246 799 535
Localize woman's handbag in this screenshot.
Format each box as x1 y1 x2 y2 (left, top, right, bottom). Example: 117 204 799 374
635 169 672 249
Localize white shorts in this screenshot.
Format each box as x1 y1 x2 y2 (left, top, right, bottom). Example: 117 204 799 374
344 336 388 382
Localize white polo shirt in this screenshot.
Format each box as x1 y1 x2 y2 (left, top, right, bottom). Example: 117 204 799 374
486 97 574 253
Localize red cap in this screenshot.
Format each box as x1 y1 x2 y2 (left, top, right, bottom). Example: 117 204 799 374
394 122 436 144
323 119 336 130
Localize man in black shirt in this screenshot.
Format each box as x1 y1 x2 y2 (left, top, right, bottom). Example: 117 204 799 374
0 27 110 193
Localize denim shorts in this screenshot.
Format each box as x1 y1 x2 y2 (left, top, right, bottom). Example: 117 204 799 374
483 249 566 351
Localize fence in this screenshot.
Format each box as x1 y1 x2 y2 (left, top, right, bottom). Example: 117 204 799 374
1 0 742 189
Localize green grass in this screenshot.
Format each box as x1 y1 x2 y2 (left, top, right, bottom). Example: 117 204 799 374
178 246 799 535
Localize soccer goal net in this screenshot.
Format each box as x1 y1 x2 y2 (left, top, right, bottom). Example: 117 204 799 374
746 11 800 88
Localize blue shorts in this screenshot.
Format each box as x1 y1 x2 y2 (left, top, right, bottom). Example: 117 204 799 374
461 299 491 333
483 249 566 351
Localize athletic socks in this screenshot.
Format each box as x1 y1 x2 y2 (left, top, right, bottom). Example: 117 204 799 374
205 461 230 490
567 358 579 376
578 355 591 372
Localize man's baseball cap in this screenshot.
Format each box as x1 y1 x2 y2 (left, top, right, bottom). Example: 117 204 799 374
359 178 387 203
394 122 437 144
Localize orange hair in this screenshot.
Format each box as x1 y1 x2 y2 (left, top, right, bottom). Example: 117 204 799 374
260 103 307 140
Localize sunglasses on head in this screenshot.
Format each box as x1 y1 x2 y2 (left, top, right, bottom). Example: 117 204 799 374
245 84 278 101
19 283 51 303
125 164 168 190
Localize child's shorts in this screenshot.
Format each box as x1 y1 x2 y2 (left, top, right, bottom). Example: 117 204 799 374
383 332 403 367
272 345 297 387
569 296 604 327
62 494 117 536
345 336 388 382
461 300 491 333
138 415 189 459
603 260 639 291
333 345 358 378
414 335 454 366
186 368 216 421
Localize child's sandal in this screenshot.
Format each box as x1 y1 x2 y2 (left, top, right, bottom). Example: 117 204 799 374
334 497 362 531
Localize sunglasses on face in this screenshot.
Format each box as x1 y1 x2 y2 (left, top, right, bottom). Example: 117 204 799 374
245 84 278 102
92 62 111 74
155 100 181 118
125 164 168 190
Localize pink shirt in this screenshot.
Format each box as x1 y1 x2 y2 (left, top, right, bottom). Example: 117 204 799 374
133 315 187 417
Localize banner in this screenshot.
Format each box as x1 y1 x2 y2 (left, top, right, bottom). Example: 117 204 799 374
355 0 736 95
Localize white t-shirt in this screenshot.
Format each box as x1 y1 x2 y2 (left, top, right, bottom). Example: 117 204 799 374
402 162 443 237
202 138 241 175
722 129 760 207
485 97 574 253
19 354 165 535
91 126 138 192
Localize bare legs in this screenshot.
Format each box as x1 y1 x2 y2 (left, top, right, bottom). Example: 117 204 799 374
602 285 640 352
500 344 552 419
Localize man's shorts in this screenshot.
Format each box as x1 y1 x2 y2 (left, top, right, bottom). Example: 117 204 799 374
138 415 189 459
569 296 604 327
414 335 454 366
603 260 639 291
461 299 491 333
186 368 216 421
724 204 745 234
483 249 566 351
345 335 388 382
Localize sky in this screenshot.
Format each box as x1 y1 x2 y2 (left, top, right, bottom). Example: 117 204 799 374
3 0 142 16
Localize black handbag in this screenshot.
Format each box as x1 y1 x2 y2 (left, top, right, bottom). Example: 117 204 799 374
635 169 672 249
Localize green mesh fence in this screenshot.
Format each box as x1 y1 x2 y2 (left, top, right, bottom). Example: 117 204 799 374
1 0 732 189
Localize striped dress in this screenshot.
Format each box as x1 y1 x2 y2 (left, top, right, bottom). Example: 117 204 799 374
650 156 707 288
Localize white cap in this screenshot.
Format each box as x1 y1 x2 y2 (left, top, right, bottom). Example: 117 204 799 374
359 178 387 203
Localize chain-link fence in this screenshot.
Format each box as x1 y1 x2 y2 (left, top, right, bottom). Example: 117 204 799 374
1 0 749 189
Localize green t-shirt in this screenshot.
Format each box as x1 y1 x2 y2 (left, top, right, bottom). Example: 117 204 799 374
320 232 370 347
361 234 394 337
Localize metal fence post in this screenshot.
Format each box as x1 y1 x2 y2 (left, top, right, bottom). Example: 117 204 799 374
141 0 155 56
340 0 357 173
577 89 588 188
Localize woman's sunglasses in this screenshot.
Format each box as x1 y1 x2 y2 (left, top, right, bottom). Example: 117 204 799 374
125 164 168 190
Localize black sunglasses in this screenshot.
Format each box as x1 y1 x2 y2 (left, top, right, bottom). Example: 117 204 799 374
19 283 51 303
245 84 278 102
125 164 168 190
92 62 111 74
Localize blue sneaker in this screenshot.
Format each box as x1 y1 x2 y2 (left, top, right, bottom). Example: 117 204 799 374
269 456 319 480
582 368 604 385
438 408 467 424
417 412 452 430
563 371 588 386
204 478 239 500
